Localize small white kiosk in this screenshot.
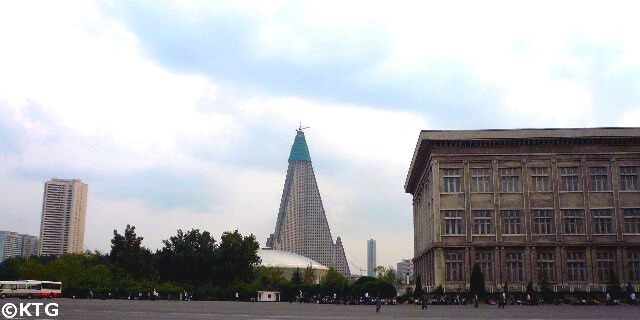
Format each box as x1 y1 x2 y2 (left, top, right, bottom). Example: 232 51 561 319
257 291 280 302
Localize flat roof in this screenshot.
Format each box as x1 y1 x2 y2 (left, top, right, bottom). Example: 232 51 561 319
405 127 640 194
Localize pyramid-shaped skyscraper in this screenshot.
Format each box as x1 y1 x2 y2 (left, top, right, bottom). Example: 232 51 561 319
266 129 350 276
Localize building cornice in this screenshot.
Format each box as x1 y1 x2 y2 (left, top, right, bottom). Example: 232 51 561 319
404 127 640 195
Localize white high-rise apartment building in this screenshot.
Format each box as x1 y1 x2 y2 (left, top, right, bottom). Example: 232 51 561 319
266 129 351 276
396 259 414 284
367 239 376 277
0 231 22 262
21 234 40 258
39 179 88 256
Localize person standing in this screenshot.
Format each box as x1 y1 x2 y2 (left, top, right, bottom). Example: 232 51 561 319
376 296 382 313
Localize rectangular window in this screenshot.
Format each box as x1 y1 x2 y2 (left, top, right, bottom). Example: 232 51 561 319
442 168 462 193
445 251 464 282
623 208 640 234
532 209 554 235
589 167 610 191
476 251 494 281
567 251 586 282
562 209 584 234
473 210 493 235
471 168 492 192
537 252 556 282
500 168 522 193
502 210 522 234
559 167 581 191
620 166 640 191
595 250 615 283
443 210 464 235
629 250 640 281
506 252 524 282
531 167 551 192
592 209 614 234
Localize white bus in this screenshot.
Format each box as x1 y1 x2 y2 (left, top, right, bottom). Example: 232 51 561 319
0 280 62 299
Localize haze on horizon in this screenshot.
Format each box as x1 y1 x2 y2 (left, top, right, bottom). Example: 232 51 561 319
1 1 640 271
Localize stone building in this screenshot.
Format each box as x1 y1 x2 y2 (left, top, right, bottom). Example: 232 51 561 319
405 128 640 292
266 128 350 276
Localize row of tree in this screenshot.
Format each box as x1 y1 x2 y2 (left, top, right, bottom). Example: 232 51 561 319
0 225 397 300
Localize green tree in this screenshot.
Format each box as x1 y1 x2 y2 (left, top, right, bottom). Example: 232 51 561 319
156 229 218 284
413 273 423 299
539 269 551 303
608 267 622 299
216 230 261 285
303 265 317 285
257 266 286 290
470 262 485 299
110 225 153 279
291 268 303 285
320 268 349 295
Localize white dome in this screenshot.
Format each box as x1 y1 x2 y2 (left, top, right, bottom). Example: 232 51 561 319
258 249 329 270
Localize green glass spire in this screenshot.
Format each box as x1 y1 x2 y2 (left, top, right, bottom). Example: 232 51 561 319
288 130 312 162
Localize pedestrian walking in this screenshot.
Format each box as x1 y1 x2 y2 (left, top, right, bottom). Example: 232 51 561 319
606 293 611 306
421 293 428 310
474 294 479 308
235 292 239 302
375 296 382 313
499 292 506 309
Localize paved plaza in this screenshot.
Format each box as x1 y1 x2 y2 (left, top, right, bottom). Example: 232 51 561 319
29 299 640 319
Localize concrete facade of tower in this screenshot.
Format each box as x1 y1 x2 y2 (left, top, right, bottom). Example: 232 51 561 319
266 129 351 276
367 239 377 277
39 178 88 256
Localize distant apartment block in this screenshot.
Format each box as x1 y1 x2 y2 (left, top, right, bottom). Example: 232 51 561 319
21 234 40 258
0 231 22 262
367 239 377 277
397 259 414 284
0 231 39 262
39 178 88 256
405 128 640 292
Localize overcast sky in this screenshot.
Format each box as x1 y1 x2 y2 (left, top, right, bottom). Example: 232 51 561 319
1 1 639 272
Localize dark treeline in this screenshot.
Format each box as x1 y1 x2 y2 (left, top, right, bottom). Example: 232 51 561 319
0 225 397 301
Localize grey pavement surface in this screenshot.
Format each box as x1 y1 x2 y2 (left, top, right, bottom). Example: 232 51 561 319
4 299 640 320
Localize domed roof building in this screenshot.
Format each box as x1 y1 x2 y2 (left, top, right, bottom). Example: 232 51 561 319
257 249 329 282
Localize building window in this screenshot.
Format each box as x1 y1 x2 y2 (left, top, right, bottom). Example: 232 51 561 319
443 210 464 235
537 251 556 282
442 168 462 193
476 251 494 281
506 252 524 282
623 208 640 234
559 167 581 191
562 209 584 234
445 251 464 282
629 250 640 281
620 166 640 191
473 210 493 235
567 251 586 282
471 168 492 192
589 167 610 191
501 210 522 234
592 209 614 234
595 250 615 283
500 168 522 193
532 209 554 235
531 167 551 192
